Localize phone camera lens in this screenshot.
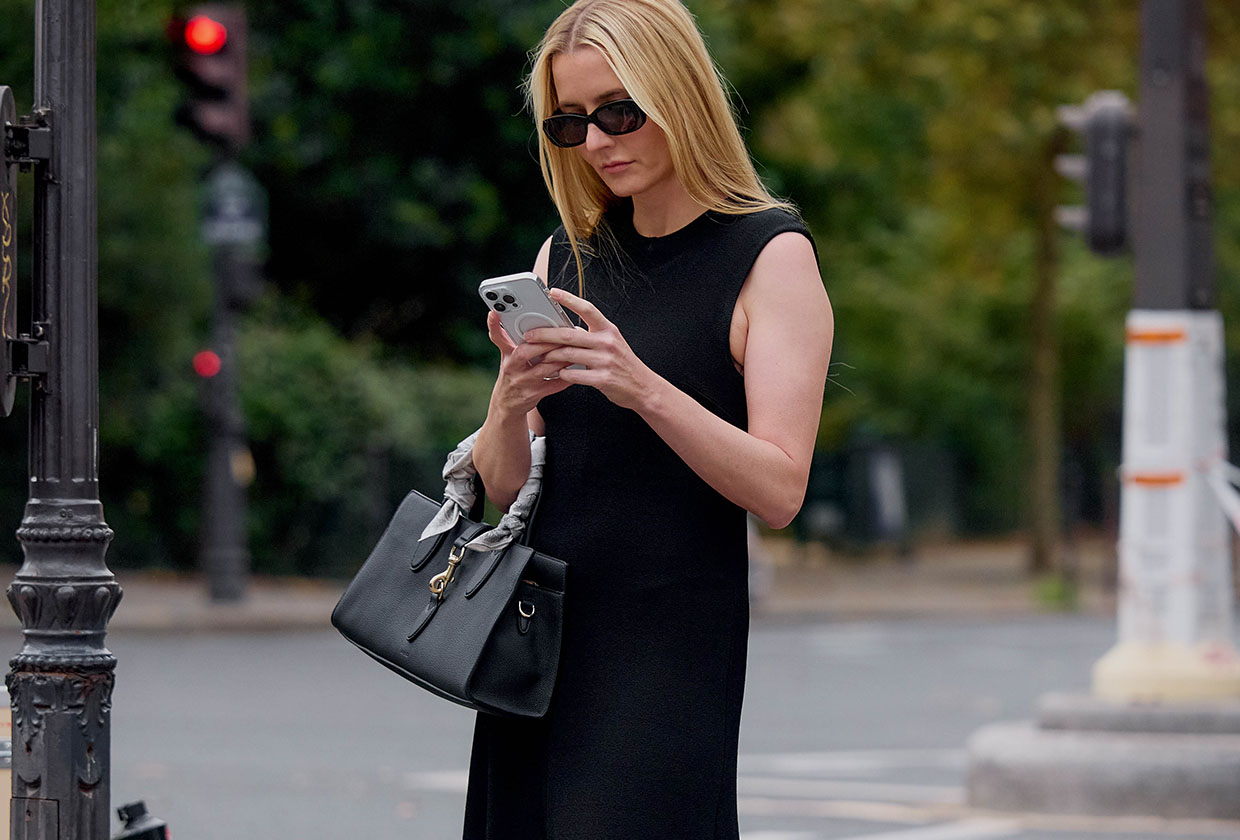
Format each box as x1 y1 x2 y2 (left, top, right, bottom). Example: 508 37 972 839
494 303 507 312
502 294 516 304
485 291 498 301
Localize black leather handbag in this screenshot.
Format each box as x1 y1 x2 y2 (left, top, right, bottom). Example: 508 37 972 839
331 434 566 718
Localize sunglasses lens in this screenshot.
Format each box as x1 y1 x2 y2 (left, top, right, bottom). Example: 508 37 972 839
543 116 587 148
596 101 644 135
542 101 646 147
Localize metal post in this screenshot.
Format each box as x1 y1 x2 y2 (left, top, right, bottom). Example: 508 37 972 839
1092 0 1240 702
1131 0 1213 311
199 161 263 602
6 1 122 838
201 244 251 602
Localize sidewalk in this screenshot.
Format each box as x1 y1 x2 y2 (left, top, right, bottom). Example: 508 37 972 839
754 534 1119 622
0 534 1120 633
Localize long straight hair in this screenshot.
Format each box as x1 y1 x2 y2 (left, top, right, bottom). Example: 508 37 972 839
525 0 794 292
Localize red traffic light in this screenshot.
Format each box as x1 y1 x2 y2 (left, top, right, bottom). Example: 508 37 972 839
171 5 249 150
193 350 222 378
184 14 228 55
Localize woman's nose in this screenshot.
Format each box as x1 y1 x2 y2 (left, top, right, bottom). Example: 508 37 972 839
583 123 613 152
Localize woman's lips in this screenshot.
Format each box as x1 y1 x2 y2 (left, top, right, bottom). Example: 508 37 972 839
601 161 631 174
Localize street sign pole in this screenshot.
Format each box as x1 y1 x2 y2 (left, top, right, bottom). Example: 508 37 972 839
3 0 122 837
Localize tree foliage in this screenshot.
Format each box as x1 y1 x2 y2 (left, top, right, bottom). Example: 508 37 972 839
245 0 568 361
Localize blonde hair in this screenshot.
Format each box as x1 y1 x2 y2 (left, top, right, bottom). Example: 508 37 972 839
525 0 794 292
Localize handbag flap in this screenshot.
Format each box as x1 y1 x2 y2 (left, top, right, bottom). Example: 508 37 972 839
406 541 532 693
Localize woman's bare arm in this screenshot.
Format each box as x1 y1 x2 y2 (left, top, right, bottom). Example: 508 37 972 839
472 236 562 510
533 232 832 528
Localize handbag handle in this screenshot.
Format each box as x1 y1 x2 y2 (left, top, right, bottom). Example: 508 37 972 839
469 472 543 548
468 473 487 522
420 429 546 555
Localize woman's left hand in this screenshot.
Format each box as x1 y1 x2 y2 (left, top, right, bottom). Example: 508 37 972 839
523 288 657 412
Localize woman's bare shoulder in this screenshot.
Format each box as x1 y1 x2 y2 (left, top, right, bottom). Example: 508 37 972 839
744 230 823 302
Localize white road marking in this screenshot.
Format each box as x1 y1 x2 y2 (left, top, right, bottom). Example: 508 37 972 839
739 749 967 777
739 796 1240 837
402 769 468 792
831 819 1020 840
401 766 962 806
739 776 962 804
739 797 959 823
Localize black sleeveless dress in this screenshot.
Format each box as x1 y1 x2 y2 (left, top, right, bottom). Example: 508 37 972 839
463 202 814 840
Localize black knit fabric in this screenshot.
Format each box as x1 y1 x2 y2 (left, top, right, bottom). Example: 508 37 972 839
463 202 814 840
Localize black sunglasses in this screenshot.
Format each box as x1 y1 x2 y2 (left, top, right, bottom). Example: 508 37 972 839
542 99 648 148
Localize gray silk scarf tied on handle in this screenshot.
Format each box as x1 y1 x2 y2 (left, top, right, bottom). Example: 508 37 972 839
420 429 546 552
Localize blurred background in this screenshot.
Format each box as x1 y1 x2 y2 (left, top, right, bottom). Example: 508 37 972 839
0 0 1238 589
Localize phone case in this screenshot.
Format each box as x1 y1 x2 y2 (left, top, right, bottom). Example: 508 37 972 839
479 272 575 344
479 272 584 370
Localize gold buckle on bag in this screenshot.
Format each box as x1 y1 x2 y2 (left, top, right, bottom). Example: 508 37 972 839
429 546 466 600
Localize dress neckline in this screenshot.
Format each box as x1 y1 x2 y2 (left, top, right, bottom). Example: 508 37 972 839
627 209 711 241
608 201 717 261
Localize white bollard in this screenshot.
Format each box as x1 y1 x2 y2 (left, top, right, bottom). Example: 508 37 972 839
1093 309 1240 701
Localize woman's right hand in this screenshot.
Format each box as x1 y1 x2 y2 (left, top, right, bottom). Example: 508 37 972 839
486 310 573 416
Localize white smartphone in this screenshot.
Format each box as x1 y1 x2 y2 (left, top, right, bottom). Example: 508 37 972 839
479 271 578 344
480 272 584 372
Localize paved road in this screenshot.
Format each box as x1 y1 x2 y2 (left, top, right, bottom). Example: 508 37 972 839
3 615 1237 839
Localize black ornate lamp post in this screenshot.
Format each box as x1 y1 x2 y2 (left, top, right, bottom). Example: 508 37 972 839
2 1 122 838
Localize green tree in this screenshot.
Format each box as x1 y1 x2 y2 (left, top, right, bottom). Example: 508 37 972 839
245 0 569 362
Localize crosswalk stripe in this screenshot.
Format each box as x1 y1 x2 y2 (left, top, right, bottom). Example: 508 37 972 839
739 797 958 823
739 776 962 804
830 819 1021 840
402 769 468 792
739 749 967 776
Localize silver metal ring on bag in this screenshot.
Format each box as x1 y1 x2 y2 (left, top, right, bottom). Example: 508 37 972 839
518 601 536 619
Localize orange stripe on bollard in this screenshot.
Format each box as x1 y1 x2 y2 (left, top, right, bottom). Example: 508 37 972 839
1125 328 1187 343
1126 472 1185 487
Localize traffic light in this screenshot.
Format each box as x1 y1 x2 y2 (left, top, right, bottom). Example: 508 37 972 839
170 4 249 152
1054 91 1134 257
193 349 222 378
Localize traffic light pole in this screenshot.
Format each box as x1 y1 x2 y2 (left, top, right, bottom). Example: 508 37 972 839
968 0 1240 819
1131 0 1213 311
201 236 255 602
1092 0 1240 702
4 0 122 837
170 4 255 601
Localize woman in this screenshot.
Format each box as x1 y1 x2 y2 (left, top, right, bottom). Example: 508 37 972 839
468 0 833 836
